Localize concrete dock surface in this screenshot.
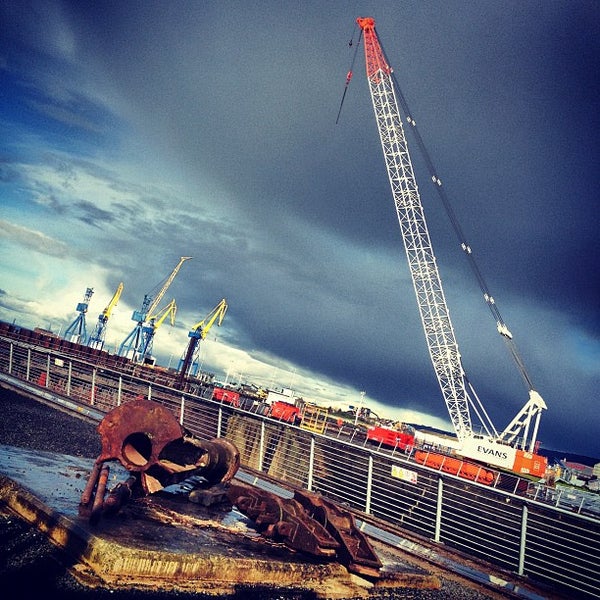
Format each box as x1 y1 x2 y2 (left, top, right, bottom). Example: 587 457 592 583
0 388 562 599
0 443 444 598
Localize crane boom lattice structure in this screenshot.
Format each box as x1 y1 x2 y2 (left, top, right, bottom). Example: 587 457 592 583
88 282 124 350
359 16 471 441
118 256 191 363
356 17 546 474
64 287 94 344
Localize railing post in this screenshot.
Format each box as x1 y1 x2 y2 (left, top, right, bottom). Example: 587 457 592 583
179 395 185 426
45 354 50 388
8 343 13 374
217 406 223 438
307 436 315 491
148 384 152 401
67 361 72 396
117 376 122 406
26 348 31 381
365 455 373 514
90 368 96 405
518 503 528 576
555 489 563 509
258 421 265 472
434 477 443 542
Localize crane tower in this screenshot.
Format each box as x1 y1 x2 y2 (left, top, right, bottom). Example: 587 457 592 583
355 17 546 475
176 298 228 388
138 298 177 366
64 287 94 344
118 256 191 362
87 282 124 350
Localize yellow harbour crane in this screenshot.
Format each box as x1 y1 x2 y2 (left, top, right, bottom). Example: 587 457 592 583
118 256 191 362
177 298 228 387
87 282 124 350
138 298 177 366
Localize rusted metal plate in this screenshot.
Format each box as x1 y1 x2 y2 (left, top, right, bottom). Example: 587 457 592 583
228 482 383 578
294 489 383 578
228 481 339 557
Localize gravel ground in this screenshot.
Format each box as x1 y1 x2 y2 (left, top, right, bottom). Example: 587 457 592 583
0 386 528 599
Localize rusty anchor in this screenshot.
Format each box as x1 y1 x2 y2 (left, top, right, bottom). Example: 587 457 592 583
79 398 240 523
79 398 382 577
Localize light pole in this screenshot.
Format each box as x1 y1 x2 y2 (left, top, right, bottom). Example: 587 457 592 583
355 390 366 426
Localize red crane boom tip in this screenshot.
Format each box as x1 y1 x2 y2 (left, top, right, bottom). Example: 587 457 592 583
356 17 375 30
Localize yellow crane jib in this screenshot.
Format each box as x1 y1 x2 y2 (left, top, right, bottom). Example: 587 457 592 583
132 256 192 324
147 299 177 331
190 298 228 340
145 257 191 319
103 282 124 320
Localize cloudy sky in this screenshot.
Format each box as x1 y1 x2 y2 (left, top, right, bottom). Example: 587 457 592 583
1 1 598 458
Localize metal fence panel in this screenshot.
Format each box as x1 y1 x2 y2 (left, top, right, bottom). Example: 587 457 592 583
525 506 600 597
440 481 522 571
312 437 370 509
369 453 438 539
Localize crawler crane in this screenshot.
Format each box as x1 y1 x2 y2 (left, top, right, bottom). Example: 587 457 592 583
355 17 547 477
177 298 228 387
118 256 191 362
87 282 124 350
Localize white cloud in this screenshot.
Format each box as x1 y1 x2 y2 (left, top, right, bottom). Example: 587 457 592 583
0 220 69 258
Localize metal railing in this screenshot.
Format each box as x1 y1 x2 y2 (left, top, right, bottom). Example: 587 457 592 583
1 327 599 599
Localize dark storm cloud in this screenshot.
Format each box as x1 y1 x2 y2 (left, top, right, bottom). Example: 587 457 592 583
73 199 114 226
65 1 600 453
1 1 598 456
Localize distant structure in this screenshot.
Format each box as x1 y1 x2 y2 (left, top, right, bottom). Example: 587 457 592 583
137 298 177 366
118 256 191 363
87 282 124 350
176 298 227 387
64 287 94 344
